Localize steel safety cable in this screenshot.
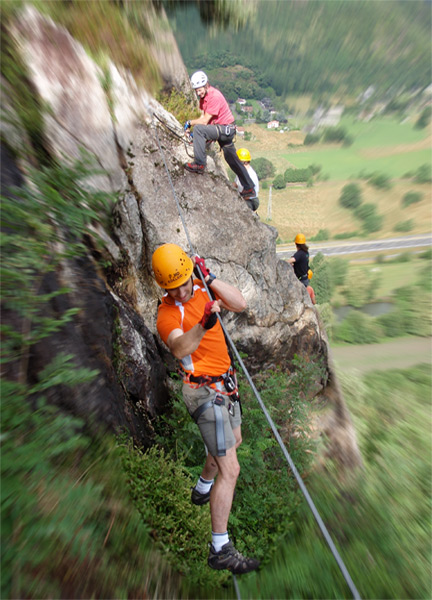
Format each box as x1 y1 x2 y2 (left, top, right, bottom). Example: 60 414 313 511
152 121 361 600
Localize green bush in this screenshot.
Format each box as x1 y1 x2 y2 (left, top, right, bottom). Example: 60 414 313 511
315 302 335 339
402 191 423 208
322 126 350 144
378 285 432 337
284 167 312 183
304 132 320 145
310 229 330 241
253 366 432 600
367 172 392 190
251 156 275 179
414 163 432 184
328 257 349 287
150 359 324 578
419 248 432 260
308 163 322 176
273 174 286 189
157 88 199 124
333 231 358 240
415 106 431 129
310 252 332 304
1 155 180 600
342 268 377 308
339 183 362 210
120 442 224 589
355 203 383 233
334 311 382 344
393 219 414 233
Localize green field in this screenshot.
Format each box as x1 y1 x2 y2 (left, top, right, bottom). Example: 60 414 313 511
274 116 430 180
348 256 425 298
284 146 430 180
242 115 431 241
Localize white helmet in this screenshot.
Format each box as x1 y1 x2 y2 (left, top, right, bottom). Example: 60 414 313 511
190 71 208 89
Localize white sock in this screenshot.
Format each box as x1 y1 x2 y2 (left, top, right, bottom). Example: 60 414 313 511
212 531 229 552
195 476 213 494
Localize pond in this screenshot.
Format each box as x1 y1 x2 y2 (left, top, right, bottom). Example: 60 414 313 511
333 302 394 323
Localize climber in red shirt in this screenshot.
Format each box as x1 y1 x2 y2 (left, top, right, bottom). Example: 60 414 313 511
184 71 257 202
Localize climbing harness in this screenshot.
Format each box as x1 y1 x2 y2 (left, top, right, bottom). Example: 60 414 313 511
152 119 361 600
192 394 231 457
215 123 237 146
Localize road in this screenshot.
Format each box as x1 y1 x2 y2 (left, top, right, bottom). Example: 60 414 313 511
276 234 432 259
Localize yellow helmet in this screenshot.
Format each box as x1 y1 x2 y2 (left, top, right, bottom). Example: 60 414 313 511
308 269 313 280
236 148 251 162
295 233 306 245
152 244 193 289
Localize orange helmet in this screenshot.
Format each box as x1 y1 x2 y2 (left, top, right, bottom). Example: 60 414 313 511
152 244 193 289
295 233 306 245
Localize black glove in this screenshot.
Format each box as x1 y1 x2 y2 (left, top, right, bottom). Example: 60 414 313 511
200 301 218 330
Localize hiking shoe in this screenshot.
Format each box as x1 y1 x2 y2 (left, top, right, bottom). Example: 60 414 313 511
191 485 213 505
239 187 257 200
185 162 205 174
208 541 260 575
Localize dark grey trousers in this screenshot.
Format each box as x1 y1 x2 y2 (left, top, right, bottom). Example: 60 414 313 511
193 124 255 192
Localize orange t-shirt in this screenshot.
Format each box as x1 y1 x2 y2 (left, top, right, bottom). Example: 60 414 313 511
156 280 230 377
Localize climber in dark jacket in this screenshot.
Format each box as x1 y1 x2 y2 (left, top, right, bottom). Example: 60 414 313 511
288 233 310 287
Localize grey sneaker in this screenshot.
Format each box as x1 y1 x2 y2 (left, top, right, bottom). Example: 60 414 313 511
191 485 212 505
208 541 260 574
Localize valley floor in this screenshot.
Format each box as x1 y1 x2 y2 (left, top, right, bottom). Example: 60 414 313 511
331 335 431 373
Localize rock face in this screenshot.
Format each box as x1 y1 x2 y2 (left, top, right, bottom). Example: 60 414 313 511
1 6 362 468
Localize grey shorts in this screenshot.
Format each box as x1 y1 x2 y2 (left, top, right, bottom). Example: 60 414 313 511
182 383 242 457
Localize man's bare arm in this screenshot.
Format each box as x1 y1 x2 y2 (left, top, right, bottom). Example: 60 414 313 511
207 279 246 313
166 302 222 359
190 111 213 126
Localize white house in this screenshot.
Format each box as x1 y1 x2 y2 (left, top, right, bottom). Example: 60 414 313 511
236 98 246 105
267 120 279 129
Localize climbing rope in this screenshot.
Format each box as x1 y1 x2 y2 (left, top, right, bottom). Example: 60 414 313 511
153 113 195 158
152 117 361 600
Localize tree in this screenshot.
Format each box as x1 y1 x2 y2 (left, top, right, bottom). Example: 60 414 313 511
402 191 423 208
415 106 431 130
339 183 362 209
414 164 432 184
250 157 275 180
310 252 332 304
343 269 377 307
355 203 383 233
328 257 348 287
273 174 286 189
368 172 392 190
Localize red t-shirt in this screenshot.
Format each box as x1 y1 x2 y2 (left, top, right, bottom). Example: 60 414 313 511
156 280 230 377
200 86 234 125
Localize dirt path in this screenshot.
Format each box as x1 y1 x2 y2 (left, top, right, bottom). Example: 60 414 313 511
330 336 432 373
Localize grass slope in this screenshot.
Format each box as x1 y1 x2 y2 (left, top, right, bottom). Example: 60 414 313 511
243 117 431 241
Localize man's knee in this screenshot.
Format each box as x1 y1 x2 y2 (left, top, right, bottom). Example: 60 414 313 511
194 124 207 137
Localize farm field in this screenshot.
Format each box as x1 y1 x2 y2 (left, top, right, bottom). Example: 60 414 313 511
242 117 432 242
347 256 427 298
331 335 431 373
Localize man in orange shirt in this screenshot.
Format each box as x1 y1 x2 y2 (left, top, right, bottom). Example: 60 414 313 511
153 243 259 575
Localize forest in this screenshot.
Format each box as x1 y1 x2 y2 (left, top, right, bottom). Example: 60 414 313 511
167 0 431 103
